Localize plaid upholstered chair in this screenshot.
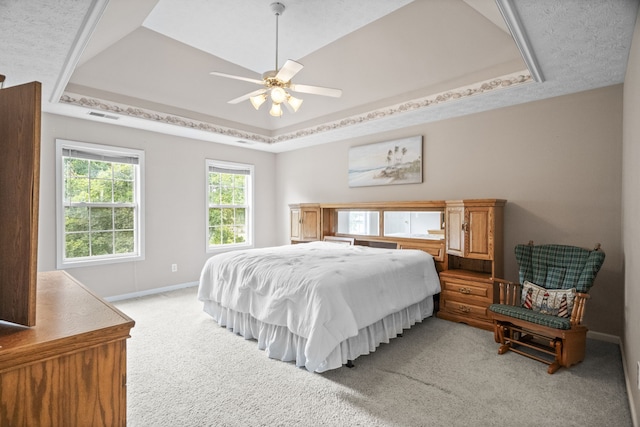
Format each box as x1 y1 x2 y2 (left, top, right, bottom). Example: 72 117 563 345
488 242 605 374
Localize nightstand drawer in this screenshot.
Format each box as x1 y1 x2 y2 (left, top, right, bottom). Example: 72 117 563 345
437 270 498 330
440 297 488 318
440 277 492 302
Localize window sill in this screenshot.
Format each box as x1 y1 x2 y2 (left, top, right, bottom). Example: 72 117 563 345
57 254 144 270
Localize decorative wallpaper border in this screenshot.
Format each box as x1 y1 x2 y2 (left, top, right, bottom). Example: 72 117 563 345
272 71 533 143
58 94 272 144
60 70 533 145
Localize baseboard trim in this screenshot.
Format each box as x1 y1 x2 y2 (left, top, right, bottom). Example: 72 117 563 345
618 340 639 427
587 330 621 344
587 332 637 427
105 281 199 302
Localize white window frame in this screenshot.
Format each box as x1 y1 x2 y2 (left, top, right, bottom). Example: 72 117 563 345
205 159 254 253
55 139 145 269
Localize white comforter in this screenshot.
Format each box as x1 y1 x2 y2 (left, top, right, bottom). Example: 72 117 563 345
197 241 441 371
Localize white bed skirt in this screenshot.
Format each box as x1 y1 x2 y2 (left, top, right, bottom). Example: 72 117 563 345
202 296 434 373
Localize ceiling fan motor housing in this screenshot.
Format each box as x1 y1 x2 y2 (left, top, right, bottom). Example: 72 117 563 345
271 2 285 16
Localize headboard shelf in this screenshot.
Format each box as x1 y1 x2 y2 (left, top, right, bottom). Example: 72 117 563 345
291 200 449 271
320 200 446 210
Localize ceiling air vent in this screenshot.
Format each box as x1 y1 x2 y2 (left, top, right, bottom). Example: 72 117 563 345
235 140 254 145
88 111 119 120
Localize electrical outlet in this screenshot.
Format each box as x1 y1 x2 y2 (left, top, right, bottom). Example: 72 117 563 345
171 264 178 272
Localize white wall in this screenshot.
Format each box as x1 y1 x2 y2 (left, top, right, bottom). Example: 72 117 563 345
276 85 623 337
38 114 277 298
622 7 640 423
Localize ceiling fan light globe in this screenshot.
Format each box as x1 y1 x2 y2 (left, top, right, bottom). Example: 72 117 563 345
249 94 267 110
269 102 283 117
287 95 303 112
270 86 288 104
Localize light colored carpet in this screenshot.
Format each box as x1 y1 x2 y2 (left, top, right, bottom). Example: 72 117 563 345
114 287 632 427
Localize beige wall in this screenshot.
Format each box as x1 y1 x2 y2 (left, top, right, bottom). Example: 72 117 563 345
38 114 277 297
623 8 640 422
276 85 623 337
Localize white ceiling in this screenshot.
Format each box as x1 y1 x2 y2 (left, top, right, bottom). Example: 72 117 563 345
142 0 416 75
1 0 638 153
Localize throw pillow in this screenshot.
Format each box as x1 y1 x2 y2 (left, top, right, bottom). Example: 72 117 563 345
521 281 576 318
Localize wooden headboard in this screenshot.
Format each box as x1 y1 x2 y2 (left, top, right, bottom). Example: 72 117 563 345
352 238 446 271
318 201 447 271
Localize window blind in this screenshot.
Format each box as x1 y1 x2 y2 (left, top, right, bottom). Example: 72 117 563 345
209 165 251 175
62 148 139 165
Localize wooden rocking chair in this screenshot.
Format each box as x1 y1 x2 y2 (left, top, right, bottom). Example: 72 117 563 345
488 242 605 374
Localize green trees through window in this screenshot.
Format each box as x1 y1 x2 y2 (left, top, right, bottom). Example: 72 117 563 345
64 158 136 258
207 161 252 248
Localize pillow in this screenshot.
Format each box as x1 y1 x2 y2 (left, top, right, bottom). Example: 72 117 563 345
521 281 576 318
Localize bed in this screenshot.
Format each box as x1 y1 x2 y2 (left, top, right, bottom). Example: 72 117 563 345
197 240 441 372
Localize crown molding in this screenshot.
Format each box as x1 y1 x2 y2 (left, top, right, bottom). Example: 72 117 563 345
49 0 109 103
495 0 544 82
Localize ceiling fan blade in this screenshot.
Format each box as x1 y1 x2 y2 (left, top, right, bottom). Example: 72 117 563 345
275 60 304 82
210 71 264 86
228 88 267 104
289 83 342 98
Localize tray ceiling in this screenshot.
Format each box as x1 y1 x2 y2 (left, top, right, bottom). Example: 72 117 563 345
1 0 637 152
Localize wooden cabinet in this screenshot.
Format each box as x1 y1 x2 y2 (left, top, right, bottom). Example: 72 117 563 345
438 199 505 330
445 204 465 255
446 203 496 260
289 204 321 242
0 271 135 426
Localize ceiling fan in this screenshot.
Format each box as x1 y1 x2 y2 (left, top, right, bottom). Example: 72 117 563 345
209 2 342 117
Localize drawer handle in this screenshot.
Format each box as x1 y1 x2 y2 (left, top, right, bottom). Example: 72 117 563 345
458 287 472 294
458 305 471 313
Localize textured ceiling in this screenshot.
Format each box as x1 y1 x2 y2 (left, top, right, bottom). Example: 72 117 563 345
0 0 638 153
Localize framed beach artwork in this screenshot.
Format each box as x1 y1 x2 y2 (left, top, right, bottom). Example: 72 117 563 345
348 135 423 187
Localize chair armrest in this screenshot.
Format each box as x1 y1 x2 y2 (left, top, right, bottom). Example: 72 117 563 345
571 292 590 326
494 278 521 306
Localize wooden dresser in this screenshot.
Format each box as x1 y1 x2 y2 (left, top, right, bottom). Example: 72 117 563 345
0 271 135 426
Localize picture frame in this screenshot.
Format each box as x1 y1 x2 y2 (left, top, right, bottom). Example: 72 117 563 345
348 135 423 187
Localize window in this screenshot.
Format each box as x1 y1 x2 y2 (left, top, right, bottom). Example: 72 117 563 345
56 139 144 268
206 160 253 251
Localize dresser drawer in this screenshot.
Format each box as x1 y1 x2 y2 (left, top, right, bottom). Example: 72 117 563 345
437 271 497 330
440 297 489 318
398 240 445 262
440 277 493 303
